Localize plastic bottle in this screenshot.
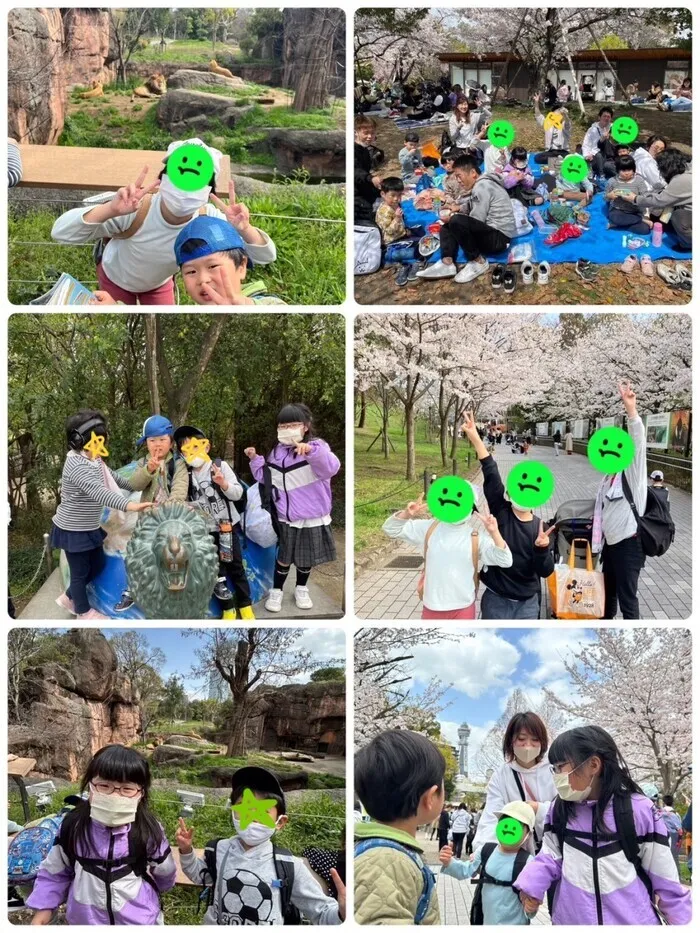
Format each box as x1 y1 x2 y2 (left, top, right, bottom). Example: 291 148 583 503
218 520 233 562
652 222 663 248
531 210 546 230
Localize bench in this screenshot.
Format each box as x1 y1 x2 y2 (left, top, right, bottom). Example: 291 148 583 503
16 145 231 195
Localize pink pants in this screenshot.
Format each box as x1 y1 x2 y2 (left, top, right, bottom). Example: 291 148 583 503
97 262 175 305
421 603 476 620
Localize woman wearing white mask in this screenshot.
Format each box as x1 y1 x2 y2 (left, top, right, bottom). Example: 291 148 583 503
176 766 344 925
472 712 557 860
51 139 276 305
514 726 691 925
26 745 176 925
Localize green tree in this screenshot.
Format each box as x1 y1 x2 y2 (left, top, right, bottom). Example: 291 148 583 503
158 675 189 722
8 629 74 722
239 8 284 57
187 698 221 723
436 740 458 799
310 667 345 683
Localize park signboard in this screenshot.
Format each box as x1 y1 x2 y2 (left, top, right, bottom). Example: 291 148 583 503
536 422 549 436
572 419 589 439
645 412 671 449
552 421 566 437
598 416 617 428
669 409 691 454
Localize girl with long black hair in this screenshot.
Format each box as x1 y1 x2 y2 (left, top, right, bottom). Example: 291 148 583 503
513 726 691 924
27 745 176 924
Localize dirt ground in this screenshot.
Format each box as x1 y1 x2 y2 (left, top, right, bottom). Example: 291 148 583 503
355 103 692 306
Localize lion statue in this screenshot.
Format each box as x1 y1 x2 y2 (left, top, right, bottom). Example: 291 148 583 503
131 73 167 101
124 501 218 619
79 79 104 99
209 59 235 79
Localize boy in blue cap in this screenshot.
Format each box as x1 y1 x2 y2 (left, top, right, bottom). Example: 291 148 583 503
114 414 189 612
174 214 286 305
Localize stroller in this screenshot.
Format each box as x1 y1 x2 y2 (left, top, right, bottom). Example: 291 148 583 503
544 498 600 619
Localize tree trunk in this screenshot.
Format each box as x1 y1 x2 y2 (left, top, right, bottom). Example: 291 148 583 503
357 391 367 428
226 701 250 757
283 9 343 111
143 315 161 415
450 398 462 460
405 404 416 481
16 431 41 513
555 10 586 117
586 24 631 103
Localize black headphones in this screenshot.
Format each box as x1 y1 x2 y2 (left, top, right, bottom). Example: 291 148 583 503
68 416 108 451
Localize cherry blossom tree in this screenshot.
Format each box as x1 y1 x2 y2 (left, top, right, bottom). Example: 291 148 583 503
544 629 691 794
354 627 458 746
355 9 457 86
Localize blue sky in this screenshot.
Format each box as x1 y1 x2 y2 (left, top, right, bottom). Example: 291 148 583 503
403 627 598 779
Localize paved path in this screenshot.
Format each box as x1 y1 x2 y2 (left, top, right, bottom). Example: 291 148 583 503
416 832 551 925
355 443 691 620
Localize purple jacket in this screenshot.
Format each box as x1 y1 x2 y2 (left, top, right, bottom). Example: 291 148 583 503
502 162 535 190
26 818 176 925
250 439 340 522
514 794 691 925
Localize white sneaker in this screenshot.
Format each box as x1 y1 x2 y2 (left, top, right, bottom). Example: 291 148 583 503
455 259 489 284
521 261 535 285
265 588 284 612
294 585 314 610
415 262 457 280
537 261 551 285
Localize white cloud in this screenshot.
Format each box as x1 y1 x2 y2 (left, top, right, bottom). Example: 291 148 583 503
294 628 346 662
414 631 521 699
518 628 594 683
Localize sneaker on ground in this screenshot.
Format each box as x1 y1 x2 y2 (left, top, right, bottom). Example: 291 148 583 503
537 261 551 285
265 588 284 612
239 605 256 620
407 260 428 282
214 578 234 601
575 259 598 282
77 608 109 620
114 592 135 612
491 263 505 288
455 258 489 284
56 592 76 614
294 585 314 610
395 264 411 287
416 261 457 280
503 269 517 294
521 261 535 285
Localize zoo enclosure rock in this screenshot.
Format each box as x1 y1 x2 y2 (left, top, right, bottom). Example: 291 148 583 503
263 129 345 178
167 68 246 91
245 680 345 756
164 734 217 748
62 8 117 89
157 89 254 134
8 630 140 781
151 744 200 765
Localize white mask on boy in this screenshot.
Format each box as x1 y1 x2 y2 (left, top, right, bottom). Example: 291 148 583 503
159 174 212 217
232 814 280 846
188 456 207 469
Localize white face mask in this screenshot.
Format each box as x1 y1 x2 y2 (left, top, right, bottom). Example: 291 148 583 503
159 174 212 217
277 428 304 446
90 792 141 827
232 814 279 846
553 760 593 802
188 456 207 469
515 744 541 764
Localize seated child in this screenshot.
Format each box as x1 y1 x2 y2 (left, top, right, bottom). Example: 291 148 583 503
177 766 344 924
483 142 510 175
440 150 468 203
375 177 409 245
605 154 654 234
355 730 443 924
439 801 537 925
399 132 424 181
554 159 594 204
501 147 544 205
93 214 286 306
52 142 275 306
174 424 255 620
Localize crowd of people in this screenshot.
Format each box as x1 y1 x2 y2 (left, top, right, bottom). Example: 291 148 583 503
50 403 340 619
355 73 692 293
354 715 691 924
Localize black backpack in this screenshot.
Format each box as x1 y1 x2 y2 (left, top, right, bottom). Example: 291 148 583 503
260 463 282 538
168 456 249 545
549 794 657 911
621 473 675 557
202 838 301 924
470 842 531 925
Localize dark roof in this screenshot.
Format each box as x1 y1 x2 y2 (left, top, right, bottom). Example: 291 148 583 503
438 48 691 64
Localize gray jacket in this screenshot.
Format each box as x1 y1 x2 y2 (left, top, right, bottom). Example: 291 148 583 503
637 169 692 212
459 172 517 238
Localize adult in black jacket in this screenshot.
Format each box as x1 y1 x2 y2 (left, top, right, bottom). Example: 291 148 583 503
437 804 451 851
463 412 555 619
355 114 382 220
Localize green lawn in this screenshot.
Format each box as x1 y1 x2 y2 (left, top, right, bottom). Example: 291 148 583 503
355 407 479 555
131 39 240 66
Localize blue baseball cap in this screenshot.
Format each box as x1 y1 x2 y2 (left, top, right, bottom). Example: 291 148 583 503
137 415 174 447
174 216 253 267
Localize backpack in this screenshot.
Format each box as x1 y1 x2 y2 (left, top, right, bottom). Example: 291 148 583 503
260 463 283 539
621 473 675 557
550 794 658 913
470 842 531 926
169 455 249 535
354 225 382 275
354 838 435 924
243 482 278 548
8 816 66 885
202 838 301 924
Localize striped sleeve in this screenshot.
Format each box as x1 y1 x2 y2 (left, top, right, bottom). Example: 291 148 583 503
8 141 23 187
65 458 129 511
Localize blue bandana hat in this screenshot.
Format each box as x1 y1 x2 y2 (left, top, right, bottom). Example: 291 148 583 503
174 216 253 267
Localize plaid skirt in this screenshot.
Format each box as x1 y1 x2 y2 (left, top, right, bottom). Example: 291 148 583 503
277 522 336 568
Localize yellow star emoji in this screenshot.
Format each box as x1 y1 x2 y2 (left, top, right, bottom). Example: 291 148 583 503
544 112 564 133
83 431 109 459
231 787 277 829
180 436 210 465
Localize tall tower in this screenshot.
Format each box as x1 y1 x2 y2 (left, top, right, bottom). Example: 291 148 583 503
457 723 471 777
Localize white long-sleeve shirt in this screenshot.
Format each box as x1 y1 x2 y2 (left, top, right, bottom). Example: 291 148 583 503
51 196 276 293
450 809 472 834
189 460 244 532
448 113 480 150
633 147 667 191
600 415 647 546
382 514 512 611
581 121 607 159
473 759 557 856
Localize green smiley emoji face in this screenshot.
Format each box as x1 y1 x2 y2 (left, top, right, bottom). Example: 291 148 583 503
506 461 555 509
560 154 589 184
487 120 515 149
166 144 215 192
426 476 475 523
587 426 636 474
496 816 525 846
611 117 639 145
